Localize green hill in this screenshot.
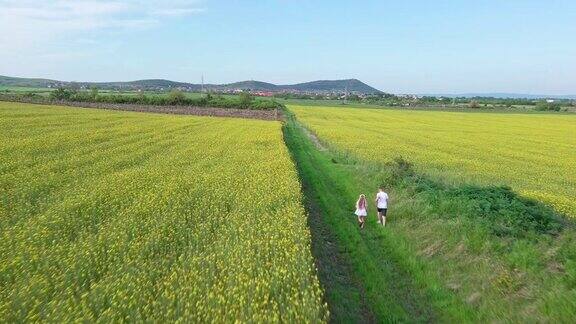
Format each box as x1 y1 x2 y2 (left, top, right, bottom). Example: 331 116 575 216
0 75 383 94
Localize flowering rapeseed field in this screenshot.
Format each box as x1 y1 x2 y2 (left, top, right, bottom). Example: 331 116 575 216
291 105 576 217
0 102 327 322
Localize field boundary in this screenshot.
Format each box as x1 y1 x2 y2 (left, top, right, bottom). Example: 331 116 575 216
285 122 375 323
283 113 456 322
0 98 283 121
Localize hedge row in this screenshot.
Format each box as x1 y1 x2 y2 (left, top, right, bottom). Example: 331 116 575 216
0 89 283 111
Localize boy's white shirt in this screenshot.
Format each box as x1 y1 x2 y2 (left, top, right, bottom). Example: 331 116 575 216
376 191 388 209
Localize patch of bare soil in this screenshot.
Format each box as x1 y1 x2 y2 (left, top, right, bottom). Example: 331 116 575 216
1 98 282 121
296 122 327 151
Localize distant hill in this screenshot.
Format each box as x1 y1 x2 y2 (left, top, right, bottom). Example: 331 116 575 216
0 75 199 90
0 75 58 88
101 79 194 89
0 75 383 94
279 79 380 93
220 81 279 91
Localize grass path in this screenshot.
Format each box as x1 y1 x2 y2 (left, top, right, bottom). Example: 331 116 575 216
283 115 472 323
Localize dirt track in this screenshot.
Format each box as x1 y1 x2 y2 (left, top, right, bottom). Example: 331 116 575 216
0 98 283 121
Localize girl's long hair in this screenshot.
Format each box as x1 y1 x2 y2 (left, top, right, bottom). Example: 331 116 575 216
357 194 367 209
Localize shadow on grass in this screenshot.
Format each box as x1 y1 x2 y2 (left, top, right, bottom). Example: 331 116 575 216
384 157 567 239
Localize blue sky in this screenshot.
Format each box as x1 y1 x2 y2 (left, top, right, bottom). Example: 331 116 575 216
0 0 574 94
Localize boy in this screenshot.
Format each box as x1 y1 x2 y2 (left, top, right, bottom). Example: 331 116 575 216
375 187 389 227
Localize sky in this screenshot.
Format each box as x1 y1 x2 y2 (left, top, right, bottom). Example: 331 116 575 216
0 0 575 94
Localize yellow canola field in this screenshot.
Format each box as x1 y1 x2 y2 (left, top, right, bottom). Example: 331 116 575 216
291 105 576 217
0 103 327 322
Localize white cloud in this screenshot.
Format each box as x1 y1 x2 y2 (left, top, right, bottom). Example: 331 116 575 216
3 1 130 20
152 7 206 17
0 0 205 54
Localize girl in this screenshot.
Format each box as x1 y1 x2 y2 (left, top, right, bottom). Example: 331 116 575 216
355 194 368 229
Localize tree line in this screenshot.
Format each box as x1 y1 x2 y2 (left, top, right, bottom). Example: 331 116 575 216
0 88 283 110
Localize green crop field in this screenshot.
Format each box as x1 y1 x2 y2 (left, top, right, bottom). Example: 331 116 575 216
0 86 53 93
0 102 327 322
291 105 576 217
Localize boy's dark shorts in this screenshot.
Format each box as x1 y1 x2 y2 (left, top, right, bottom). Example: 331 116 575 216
377 208 387 216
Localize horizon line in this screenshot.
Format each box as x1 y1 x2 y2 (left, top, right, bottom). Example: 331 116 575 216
2 74 575 97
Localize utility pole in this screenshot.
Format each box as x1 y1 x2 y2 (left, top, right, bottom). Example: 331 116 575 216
201 75 205 93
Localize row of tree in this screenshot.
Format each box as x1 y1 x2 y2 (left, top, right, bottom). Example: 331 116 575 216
46 88 282 110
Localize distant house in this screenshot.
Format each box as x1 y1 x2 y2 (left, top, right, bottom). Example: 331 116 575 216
546 99 555 103
252 91 274 97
